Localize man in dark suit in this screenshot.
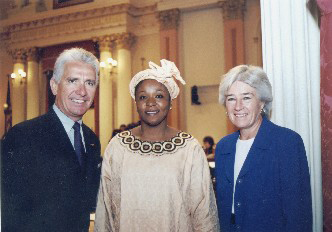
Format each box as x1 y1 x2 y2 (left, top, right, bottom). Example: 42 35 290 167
2 48 102 232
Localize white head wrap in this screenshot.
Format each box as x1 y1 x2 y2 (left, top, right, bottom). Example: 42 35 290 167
129 59 186 100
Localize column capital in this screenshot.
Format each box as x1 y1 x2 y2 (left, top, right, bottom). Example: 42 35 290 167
26 47 41 62
219 0 246 20
115 32 136 50
92 35 116 52
9 48 26 63
157 9 180 30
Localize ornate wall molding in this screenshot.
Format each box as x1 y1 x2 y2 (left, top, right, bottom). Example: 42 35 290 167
6 13 126 47
92 35 115 52
0 3 156 49
26 47 41 62
157 9 180 30
9 48 26 63
115 32 136 50
3 4 156 33
219 0 246 20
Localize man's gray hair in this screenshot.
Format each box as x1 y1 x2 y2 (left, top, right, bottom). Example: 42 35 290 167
219 65 273 117
52 48 99 83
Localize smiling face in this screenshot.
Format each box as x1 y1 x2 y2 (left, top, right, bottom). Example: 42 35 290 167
50 61 97 121
135 79 171 127
225 81 264 136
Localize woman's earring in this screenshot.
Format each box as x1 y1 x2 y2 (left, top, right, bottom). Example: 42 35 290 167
226 111 228 116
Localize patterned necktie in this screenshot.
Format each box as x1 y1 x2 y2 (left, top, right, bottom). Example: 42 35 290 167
73 122 84 166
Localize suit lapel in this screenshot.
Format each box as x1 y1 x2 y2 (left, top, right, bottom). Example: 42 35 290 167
82 124 99 176
82 126 95 156
46 109 82 169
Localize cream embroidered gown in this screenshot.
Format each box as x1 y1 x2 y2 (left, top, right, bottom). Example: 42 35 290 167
94 131 219 232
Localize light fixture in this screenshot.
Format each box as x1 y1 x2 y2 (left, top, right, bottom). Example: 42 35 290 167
99 58 118 76
107 58 118 67
99 58 118 68
11 69 27 84
100 62 106 68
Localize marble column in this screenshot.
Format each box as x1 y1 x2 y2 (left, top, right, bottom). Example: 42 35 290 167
26 47 40 120
115 32 136 128
220 0 246 134
10 49 26 126
157 9 182 129
94 35 115 153
316 1 332 231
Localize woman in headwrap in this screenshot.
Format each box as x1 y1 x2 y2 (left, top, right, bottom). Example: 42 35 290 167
94 59 219 232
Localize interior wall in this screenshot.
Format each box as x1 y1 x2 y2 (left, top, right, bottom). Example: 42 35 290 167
83 108 95 131
244 0 262 66
181 7 227 145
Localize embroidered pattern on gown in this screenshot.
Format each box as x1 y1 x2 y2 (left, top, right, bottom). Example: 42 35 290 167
118 131 193 155
94 131 220 232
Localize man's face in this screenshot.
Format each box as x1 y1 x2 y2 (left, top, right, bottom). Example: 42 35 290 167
50 61 97 121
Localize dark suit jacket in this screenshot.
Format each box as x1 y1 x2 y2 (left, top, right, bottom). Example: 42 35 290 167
1 109 102 232
215 117 312 232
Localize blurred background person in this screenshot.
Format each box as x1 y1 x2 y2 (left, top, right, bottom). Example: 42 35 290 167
203 135 216 189
215 65 312 231
203 135 215 161
94 59 219 231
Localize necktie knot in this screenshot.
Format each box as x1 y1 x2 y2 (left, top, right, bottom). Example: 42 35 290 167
73 122 81 132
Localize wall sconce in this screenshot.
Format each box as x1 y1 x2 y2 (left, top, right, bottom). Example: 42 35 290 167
11 69 27 84
107 58 117 67
100 58 118 75
100 58 118 69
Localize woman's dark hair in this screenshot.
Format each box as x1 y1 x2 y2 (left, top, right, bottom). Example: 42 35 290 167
112 129 121 138
203 136 215 154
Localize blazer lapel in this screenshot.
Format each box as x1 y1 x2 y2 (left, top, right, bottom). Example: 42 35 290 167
221 132 240 183
237 146 263 179
237 117 272 179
